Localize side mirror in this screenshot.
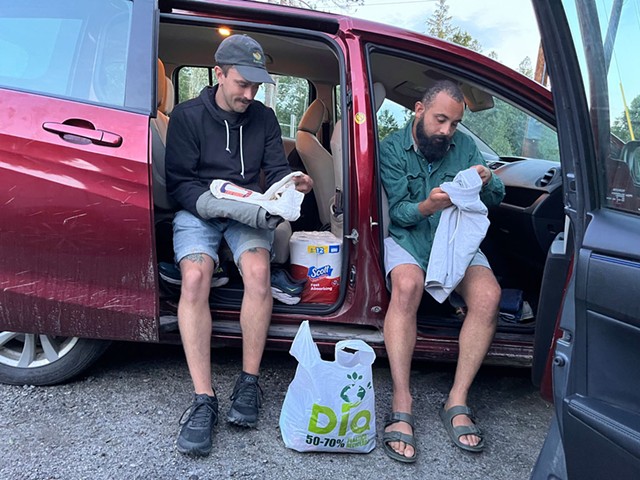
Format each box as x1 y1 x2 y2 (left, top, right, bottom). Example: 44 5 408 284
621 140 640 185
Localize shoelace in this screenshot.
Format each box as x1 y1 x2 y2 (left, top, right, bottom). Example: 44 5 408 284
179 399 218 428
230 380 263 408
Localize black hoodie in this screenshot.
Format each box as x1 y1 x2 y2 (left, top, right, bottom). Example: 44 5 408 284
165 85 291 217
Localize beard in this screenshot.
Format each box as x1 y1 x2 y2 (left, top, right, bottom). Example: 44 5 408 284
415 117 451 163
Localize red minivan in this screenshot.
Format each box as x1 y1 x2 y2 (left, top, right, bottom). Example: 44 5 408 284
1 2 639 477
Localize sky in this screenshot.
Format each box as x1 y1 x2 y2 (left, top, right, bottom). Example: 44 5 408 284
341 0 542 72
328 0 639 121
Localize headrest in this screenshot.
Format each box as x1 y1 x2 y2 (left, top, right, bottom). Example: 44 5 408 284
298 99 327 135
373 82 386 112
157 59 166 109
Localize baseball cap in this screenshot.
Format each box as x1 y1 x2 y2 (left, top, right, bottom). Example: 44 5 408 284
214 34 275 84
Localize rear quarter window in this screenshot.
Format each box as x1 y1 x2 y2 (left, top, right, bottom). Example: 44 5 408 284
0 0 132 107
176 66 310 138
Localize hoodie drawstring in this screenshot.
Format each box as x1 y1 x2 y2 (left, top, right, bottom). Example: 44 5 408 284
239 125 245 179
224 120 231 153
224 120 245 179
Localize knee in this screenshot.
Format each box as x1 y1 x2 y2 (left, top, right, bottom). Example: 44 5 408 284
241 261 270 297
467 282 501 319
391 275 423 305
180 266 211 300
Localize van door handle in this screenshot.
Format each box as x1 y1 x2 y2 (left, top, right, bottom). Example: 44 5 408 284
43 122 123 147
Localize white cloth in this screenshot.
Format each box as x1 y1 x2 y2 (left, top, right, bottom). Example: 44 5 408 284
425 168 490 303
210 171 305 221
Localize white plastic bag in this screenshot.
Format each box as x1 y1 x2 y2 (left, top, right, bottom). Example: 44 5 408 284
210 171 305 221
279 321 376 453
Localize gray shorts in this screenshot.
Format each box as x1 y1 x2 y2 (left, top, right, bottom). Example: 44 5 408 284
383 236 490 289
172 210 274 266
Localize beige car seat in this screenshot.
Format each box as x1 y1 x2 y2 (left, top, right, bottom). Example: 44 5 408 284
295 99 334 228
151 59 178 212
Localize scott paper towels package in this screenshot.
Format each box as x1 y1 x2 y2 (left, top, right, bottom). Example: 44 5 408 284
289 231 342 303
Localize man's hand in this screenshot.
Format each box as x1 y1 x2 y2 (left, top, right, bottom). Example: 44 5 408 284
473 165 492 185
418 187 452 217
293 173 314 193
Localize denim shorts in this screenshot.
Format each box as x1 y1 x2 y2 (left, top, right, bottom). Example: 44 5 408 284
172 210 274 266
383 236 490 289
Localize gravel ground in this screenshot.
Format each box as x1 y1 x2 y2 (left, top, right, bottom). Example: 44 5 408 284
0 341 552 480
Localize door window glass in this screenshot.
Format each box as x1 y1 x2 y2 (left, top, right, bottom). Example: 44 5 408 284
0 0 132 107
563 0 640 215
176 67 309 138
376 96 559 163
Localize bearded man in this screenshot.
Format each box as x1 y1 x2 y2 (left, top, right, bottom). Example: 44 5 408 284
379 80 505 462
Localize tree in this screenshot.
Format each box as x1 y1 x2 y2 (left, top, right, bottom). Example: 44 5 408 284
272 75 309 137
518 57 533 78
612 94 640 142
426 0 456 39
426 0 483 53
377 109 399 140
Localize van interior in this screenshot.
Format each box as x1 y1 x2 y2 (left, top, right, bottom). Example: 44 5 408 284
154 11 566 370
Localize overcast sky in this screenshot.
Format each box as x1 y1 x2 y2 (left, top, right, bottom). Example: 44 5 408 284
341 0 541 72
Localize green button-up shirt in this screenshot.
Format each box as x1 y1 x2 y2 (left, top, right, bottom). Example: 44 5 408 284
380 120 505 271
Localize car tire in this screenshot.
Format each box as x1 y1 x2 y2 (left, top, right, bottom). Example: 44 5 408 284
0 332 111 386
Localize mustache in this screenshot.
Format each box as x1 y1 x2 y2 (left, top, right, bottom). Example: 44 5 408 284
430 135 449 144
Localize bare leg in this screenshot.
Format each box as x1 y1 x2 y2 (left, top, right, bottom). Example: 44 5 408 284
237 248 272 376
445 265 500 447
383 264 425 460
178 253 215 396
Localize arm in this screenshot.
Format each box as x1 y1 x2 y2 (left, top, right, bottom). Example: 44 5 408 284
165 107 208 215
379 139 426 228
467 144 505 208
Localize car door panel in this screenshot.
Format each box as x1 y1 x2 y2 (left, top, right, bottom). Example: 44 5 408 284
0 0 158 342
0 89 157 342
565 397 640 477
531 0 640 477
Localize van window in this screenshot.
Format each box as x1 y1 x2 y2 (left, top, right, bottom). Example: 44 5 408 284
176 66 309 138
376 96 559 162
0 0 132 107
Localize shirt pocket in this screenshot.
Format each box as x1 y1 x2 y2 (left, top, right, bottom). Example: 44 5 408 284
440 170 457 184
406 172 427 199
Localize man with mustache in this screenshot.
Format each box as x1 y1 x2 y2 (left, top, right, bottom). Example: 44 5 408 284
379 80 505 462
165 34 313 456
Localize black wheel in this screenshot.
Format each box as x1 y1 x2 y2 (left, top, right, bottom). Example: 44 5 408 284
0 331 110 386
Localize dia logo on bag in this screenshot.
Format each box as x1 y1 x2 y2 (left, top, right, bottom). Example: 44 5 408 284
279 321 377 453
308 370 373 444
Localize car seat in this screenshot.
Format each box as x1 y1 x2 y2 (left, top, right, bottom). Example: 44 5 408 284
295 99 334 229
151 59 178 212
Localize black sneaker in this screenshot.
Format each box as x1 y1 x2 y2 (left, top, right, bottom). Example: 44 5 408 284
159 262 230 288
270 268 306 305
177 394 219 456
227 372 263 427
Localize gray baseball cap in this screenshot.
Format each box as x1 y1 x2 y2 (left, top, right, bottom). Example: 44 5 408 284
214 34 275 84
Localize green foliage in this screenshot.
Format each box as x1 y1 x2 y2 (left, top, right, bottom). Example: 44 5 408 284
272 75 310 137
464 98 559 161
426 0 456 39
450 30 482 53
177 66 211 104
377 108 399 140
426 0 484 53
518 57 533 78
612 94 640 142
